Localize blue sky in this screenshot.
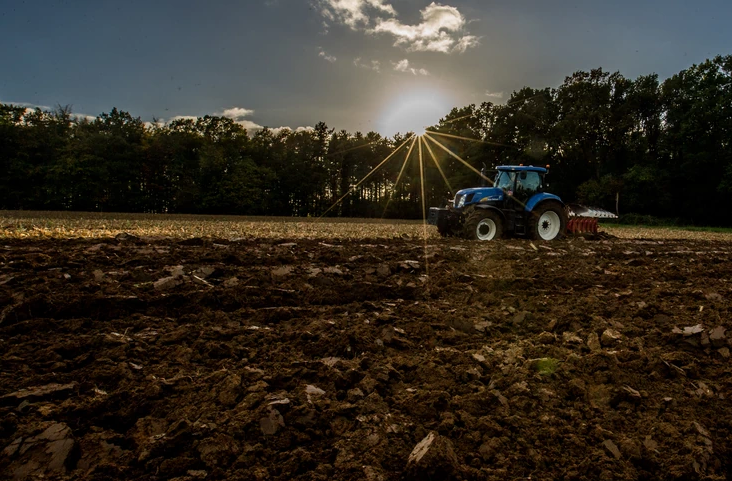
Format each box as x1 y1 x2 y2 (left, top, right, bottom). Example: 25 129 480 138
1 0 730 136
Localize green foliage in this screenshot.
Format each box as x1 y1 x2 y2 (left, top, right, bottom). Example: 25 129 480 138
576 175 622 210
532 358 560 376
1 53 731 222
615 213 683 226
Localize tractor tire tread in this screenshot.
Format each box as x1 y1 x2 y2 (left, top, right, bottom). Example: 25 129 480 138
464 209 504 240
528 200 567 241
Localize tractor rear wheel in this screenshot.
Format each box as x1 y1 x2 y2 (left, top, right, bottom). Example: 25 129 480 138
529 201 567 241
464 209 504 241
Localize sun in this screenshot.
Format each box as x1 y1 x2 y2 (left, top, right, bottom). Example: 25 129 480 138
377 89 453 137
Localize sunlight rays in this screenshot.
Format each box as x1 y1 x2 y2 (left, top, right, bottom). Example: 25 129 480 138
319 135 414 218
426 130 515 149
381 136 417 218
323 141 377 158
422 133 495 186
422 135 454 194
417 137 429 277
424 132 535 211
438 113 475 127
316 125 535 264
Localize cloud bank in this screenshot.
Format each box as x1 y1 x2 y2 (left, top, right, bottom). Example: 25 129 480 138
317 0 479 54
318 0 396 29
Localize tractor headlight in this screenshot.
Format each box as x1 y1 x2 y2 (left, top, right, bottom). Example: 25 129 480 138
457 196 466 208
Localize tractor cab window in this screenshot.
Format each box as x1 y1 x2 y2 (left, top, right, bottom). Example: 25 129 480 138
516 171 542 194
495 171 516 190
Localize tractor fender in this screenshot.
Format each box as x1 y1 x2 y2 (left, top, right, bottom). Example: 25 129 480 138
473 204 507 220
525 193 563 212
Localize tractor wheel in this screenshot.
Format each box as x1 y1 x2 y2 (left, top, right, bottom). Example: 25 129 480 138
464 209 504 241
529 201 567 241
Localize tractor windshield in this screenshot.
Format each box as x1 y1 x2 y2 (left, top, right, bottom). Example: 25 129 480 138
495 171 516 190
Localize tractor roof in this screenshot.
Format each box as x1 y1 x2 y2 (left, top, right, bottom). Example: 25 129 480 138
496 165 548 173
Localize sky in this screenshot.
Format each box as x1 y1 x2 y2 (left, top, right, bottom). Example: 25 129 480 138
1 0 731 136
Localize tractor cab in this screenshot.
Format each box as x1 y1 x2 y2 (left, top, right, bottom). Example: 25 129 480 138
494 166 546 197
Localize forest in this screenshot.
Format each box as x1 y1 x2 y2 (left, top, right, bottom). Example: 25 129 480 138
1 55 731 225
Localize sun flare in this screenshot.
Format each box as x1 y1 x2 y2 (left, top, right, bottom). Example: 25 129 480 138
378 89 453 137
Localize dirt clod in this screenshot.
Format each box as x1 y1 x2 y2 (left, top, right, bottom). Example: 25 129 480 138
603 439 622 459
601 328 622 346
4 423 75 479
406 432 459 479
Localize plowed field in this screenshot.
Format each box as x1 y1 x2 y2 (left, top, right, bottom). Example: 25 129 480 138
1 235 731 480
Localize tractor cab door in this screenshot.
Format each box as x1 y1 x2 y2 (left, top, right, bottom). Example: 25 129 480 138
494 171 517 207
495 171 521 232
496 170 531 211
497 170 543 236
514 171 543 204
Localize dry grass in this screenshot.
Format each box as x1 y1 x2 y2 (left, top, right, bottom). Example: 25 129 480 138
602 226 732 242
2 211 732 242
0 211 429 240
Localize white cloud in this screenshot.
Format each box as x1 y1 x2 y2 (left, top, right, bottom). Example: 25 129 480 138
370 2 480 53
485 90 504 99
219 107 255 119
315 1 478 54
270 127 289 136
392 59 429 76
353 57 381 72
318 48 337 63
144 120 167 129
213 108 266 131
270 125 315 136
453 34 480 53
317 0 397 29
238 119 265 131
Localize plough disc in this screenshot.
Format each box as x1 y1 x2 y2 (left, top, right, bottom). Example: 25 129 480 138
565 203 617 235
567 217 599 234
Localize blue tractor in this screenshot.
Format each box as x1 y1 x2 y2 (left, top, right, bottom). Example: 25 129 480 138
428 165 568 241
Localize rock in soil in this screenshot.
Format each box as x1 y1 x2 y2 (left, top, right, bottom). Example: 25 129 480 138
405 432 459 479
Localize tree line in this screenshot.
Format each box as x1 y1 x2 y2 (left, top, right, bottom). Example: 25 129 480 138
1 55 731 224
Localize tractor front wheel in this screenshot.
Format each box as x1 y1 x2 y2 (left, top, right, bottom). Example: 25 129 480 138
464 209 504 241
529 201 567 241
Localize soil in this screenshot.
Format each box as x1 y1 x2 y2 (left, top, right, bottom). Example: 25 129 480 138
1 235 731 480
